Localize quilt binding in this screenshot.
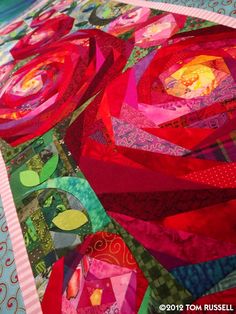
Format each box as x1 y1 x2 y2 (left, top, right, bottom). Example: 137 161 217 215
0 0 236 313
115 0 236 28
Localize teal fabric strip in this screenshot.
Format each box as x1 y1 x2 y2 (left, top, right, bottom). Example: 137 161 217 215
0 198 26 313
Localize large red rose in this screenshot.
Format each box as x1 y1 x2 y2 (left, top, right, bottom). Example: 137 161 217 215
10 14 74 60
138 26 236 105
64 25 236 222
0 29 131 145
42 232 148 314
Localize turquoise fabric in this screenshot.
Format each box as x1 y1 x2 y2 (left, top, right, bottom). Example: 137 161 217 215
28 177 111 232
0 0 39 25
0 198 25 313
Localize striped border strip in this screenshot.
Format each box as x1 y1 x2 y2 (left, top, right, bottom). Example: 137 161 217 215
116 0 236 28
0 152 42 314
0 1 235 313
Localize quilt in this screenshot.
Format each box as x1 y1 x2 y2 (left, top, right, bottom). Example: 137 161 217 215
0 0 236 313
